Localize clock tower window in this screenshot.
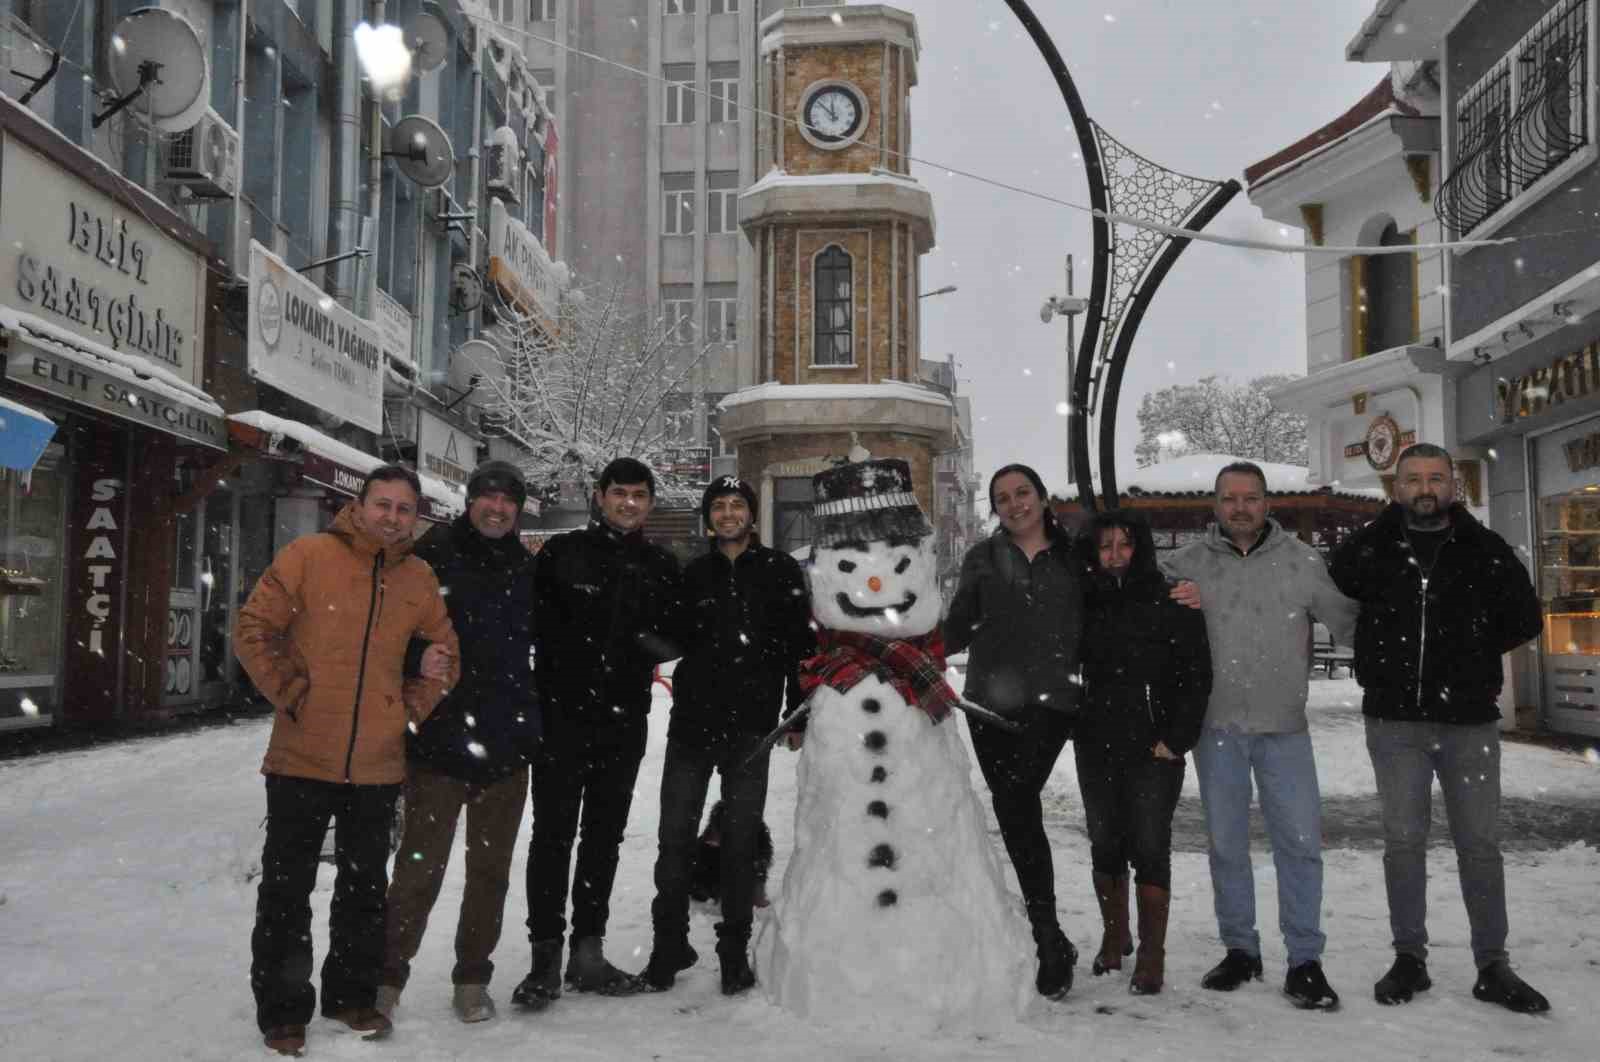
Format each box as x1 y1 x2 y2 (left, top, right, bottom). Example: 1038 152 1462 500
814 245 854 367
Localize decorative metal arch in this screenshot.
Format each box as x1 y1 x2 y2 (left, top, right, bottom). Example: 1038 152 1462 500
1006 1 1241 511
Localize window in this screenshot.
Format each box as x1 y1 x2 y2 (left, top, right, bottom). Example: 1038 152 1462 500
813 245 854 366
663 65 696 124
529 0 557 20
1353 223 1416 357
661 287 696 343
662 174 696 235
710 0 740 12
707 171 739 233
666 0 696 15
1439 0 1592 235
707 296 737 343
709 76 739 124
775 477 815 555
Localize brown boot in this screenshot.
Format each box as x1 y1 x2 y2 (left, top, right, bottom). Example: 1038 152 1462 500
1091 873 1133 975
1130 884 1171 995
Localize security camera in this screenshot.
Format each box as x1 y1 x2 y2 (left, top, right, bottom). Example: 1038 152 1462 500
1040 298 1058 324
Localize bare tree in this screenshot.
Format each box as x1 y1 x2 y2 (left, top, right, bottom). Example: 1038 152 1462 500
1134 373 1307 467
469 278 713 503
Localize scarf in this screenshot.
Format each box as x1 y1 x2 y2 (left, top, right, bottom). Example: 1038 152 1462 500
798 628 958 723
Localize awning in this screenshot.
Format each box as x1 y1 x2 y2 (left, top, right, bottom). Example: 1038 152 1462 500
0 307 225 451
228 410 466 522
0 394 58 471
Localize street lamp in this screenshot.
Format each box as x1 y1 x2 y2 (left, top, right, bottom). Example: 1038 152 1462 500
1041 255 1088 482
919 285 959 298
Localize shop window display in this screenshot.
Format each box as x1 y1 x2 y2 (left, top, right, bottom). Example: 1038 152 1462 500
0 442 67 724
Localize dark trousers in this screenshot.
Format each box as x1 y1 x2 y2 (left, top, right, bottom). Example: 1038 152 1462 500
526 711 648 943
969 709 1073 928
1074 744 1186 889
650 734 771 942
250 773 399 1033
382 763 529 990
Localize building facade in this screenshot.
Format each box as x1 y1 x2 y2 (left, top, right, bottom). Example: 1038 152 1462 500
1257 0 1600 737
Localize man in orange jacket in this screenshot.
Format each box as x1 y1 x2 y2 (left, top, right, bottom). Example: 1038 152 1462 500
236 464 459 1056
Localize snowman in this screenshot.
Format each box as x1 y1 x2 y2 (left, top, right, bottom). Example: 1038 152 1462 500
754 458 1036 1031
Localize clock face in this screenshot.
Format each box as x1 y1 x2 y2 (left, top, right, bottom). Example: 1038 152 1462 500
805 87 863 143
1366 415 1401 471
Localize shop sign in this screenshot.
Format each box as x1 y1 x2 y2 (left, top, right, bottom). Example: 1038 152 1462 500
65 431 127 721
487 199 561 328
0 139 204 384
663 445 712 486
1495 342 1600 424
417 408 477 489
373 287 415 370
299 451 457 523
1562 430 1600 474
2 341 224 450
247 241 383 433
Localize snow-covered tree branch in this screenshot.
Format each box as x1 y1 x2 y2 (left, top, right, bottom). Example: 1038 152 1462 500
1134 373 1308 467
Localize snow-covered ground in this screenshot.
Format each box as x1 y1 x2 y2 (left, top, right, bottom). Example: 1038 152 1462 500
2 678 1597 1060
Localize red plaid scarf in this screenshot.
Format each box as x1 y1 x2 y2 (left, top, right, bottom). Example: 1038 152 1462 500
798 628 957 723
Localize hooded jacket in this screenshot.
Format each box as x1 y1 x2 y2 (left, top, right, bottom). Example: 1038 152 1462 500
236 503 460 786
1163 517 1357 734
943 526 1085 725
669 538 815 750
406 514 540 783
1329 501 1541 725
533 519 682 720
1077 513 1212 758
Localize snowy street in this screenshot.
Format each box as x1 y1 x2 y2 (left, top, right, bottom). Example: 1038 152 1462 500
2 678 1597 1061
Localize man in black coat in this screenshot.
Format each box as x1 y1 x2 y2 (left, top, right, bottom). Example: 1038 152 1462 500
638 475 814 996
1076 510 1211 997
513 458 682 1006
378 460 539 1024
1329 443 1548 1014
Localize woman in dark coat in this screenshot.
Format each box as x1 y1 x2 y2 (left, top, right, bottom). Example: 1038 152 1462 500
944 463 1085 1000
1075 509 1211 995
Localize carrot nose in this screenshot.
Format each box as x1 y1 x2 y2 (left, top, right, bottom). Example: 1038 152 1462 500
867 576 883 592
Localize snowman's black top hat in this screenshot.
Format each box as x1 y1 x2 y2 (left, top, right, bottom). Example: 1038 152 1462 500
811 458 932 549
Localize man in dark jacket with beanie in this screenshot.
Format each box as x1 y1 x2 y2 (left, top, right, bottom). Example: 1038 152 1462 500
378 460 539 1024
514 458 682 1006
1329 444 1548 1014
639 475 814 995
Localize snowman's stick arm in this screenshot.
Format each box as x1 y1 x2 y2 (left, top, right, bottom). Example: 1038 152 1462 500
954 697 1024 733
742 701 814 769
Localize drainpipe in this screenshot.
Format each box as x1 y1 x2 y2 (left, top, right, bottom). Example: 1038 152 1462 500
466 21 484 340
363 0 387 317
231 0 250 276
333 0 363 306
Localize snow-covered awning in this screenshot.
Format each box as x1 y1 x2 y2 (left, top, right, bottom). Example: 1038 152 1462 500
228 410 466 522
0 393 58 471
1098 453 1386 501
0 306 225 451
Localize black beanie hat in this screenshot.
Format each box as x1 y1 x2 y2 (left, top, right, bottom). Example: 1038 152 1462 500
701 474 758 525
467 460 528 510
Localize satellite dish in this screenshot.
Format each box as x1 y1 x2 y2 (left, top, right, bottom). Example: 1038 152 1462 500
387 115 455 188
407 11 450 73
449 339 504 399
106 7 210 133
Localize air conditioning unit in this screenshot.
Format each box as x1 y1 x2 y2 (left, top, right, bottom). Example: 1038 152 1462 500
485 125 521 204
162 107 240 198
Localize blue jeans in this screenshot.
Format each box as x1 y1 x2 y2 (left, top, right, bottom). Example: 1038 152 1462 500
1192 727 1326 966
1364 718 1507 969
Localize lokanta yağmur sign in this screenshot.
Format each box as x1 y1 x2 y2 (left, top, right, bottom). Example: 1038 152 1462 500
247 241 383 433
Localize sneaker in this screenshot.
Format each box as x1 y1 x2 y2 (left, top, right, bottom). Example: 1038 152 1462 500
452 984 496 1023
1374 954 1431 1005
374 984 401 1018
263 1025 305 1057
1200 949 1263 991
1283 961 1340 1011
1472 961 1550 1014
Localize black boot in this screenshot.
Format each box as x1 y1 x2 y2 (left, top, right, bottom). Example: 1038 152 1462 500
715 922 756 996
1374 953 1431 1005
1200 949 1263 991
640 934 700 992
1472 961 1550 1014
1091 873 1133 976
565 936 643 996
510 938 563 1010
1031 919 1078 1001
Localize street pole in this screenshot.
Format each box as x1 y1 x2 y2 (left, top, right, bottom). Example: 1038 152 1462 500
1065 254 1075 484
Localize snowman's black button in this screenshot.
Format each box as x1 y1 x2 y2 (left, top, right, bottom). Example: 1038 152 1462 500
876 889 898 907
867 800 889 818
867 843 896 869
861 698 881 714
870 766 887 782
864 730 887 752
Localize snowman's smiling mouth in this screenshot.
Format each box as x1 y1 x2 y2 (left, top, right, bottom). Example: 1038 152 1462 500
836 592 918 618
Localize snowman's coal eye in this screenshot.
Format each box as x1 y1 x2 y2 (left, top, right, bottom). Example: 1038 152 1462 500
894 556 911 574
837 559 857 573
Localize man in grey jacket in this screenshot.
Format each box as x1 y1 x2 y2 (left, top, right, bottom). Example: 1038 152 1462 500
1164 461 1357 1011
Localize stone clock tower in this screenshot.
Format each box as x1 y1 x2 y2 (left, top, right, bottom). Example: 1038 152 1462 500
720 2 952 551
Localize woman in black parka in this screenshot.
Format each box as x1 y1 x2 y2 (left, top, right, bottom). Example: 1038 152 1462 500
1075 509 1211 995
944 463 1085 1000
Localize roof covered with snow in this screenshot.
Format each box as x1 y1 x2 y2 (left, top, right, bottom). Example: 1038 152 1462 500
1244 76 1421 189
1109 453 1386 500
743 167 926 196
718 380 955 411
